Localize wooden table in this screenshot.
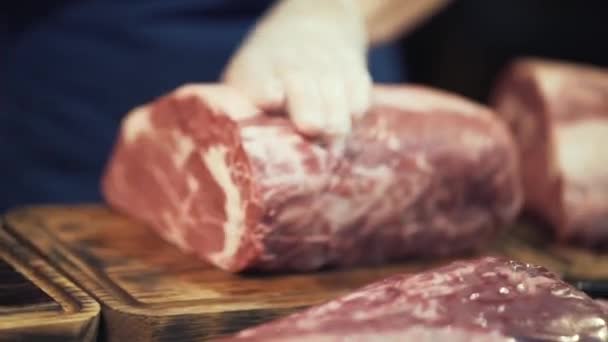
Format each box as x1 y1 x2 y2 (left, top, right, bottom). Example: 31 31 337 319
0 222 99 342
2 205 607 341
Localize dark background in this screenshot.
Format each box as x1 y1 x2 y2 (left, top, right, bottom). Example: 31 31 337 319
402 0 608 103
1 0 607 210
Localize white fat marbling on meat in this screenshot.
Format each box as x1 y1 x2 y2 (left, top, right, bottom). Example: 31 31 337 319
171 130 195 168
339 263 476 309
556 119 608 186
414 154 433 173
203 145 246 268
387 136 400 151
123 107 152 144
410 300 442 320
551 287 587 301
341 166 396 223
305 165 403 233
360 327 512 342
369 117 405 153
339 287 388 303
317 194 363 231
401 264 476 297
290 298 347 327
240 325 512 342
460 130 494 154
273 204 319 229
350 298 442 322
350 164 392 179
149 166 197 252
186 175 199 192
373 116 390 140
240 125 327 189
161 211 192 251
495 266 554 294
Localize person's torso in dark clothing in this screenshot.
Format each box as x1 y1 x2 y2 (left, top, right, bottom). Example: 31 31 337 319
0 0 406 211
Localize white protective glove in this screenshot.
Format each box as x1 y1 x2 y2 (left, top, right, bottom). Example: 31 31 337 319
222 0 372 138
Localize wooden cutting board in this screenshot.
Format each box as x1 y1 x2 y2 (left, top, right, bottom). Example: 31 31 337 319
1 206 472 341
3 205 607 341
492 220 608 282
0 223 100 342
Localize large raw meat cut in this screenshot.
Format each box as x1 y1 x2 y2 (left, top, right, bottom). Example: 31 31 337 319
599 300 608 316
102 84 522 272
491 58 608 248
219 257 608 341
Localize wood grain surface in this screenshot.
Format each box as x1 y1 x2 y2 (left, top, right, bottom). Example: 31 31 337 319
493 220 608 281
3 205 607 341
0 222 100 342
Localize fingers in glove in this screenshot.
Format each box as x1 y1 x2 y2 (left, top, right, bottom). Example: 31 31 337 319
318 74 351 136
282 70 326 136
338 51 372 119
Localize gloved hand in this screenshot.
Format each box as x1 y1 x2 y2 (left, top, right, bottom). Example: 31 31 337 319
222 0 372 138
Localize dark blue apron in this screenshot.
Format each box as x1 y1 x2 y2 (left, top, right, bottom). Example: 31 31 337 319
0 0 406 211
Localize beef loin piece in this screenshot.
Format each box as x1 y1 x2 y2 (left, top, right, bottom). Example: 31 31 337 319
491 58 608 248
599 300 608 315
102 84 522 272
220 257 608 342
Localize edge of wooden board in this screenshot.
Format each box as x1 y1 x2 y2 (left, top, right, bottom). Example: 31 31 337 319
4 206 340 340
0 218 100 342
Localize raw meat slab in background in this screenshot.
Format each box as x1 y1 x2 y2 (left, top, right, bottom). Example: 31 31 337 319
491 58 608 248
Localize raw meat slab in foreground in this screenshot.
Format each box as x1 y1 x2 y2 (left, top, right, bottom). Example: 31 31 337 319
220 257 608 342
491 58 608 248
103 84 522 272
